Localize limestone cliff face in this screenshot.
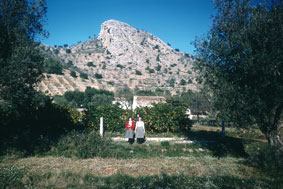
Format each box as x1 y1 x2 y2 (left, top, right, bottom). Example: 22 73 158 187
40 19 197 96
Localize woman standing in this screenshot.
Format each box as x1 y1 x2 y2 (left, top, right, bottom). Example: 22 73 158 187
135 117 145 144
125 117 135 143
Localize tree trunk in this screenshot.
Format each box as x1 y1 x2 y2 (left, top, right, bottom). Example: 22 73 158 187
263 104 283 148
265 127 283 148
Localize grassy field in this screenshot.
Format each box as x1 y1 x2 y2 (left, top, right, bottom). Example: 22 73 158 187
0 125 282 188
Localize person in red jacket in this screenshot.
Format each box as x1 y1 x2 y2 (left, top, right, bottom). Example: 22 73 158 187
125 117 135 144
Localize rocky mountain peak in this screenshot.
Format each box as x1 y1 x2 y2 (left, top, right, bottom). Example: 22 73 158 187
40 20 197 96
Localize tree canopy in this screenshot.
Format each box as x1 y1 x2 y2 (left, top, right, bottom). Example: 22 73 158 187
0 0 47 115
194 0 283 146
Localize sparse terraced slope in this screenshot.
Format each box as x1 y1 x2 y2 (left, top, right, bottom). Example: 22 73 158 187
40 20 198 96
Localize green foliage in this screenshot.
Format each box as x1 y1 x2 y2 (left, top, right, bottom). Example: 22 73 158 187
161 141 170 147
116 64 125 69
87 93 114 108
107 81 114 85
102 63 106 69
148 68 155 73
85 104 127 132
247 146 283 179
0 95 84 155
180 79 186 85
42 58 63 75
67 60 73 67
156 64 161 71
135 103 192 134
54 49 59 54
179 89 212 117
61 87 114 109
135 90 156 96
135 70 142 75
193 0 283 145
49 130 110 158
94 73 103 79
66 49 71 54
117 87 134 108
80 72 88 79
156 54 160 62
169 78 175 87
87 62 95 67
64 90 85 107
155 88 164 96
70 70 77 78
0 0 47 117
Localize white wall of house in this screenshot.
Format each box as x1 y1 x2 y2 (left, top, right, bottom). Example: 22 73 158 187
112 100 131 110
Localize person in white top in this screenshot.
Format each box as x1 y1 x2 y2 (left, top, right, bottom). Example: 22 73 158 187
135 117 145 144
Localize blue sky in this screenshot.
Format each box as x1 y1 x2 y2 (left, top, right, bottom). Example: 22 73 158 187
41 0 215 54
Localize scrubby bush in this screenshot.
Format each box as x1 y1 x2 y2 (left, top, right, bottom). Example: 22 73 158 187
0 95 84 155
247 146 283 179
149 69 155 74
49 130 110 158
117 64 124 69
80 72 88 79
95 73 103 79
70 70 77 78
87 62 95 67
135 70 142 75
156 64 161 71
135 103 192 133
61 87 114 109
85 104 128 133
180 79 186 85
42 58 63 74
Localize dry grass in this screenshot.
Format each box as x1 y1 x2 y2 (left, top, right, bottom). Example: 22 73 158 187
0 155 262 179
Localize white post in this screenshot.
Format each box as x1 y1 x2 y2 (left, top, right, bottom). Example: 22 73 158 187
100 117 103 137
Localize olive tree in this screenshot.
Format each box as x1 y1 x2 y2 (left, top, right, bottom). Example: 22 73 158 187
194 0 283 147
0 0 47 115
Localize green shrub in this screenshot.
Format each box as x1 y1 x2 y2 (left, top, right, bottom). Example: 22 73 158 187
0 96 84 155
135 103 192 134
85 104 127 133
156 64 161 71
50 130 110 158
161 141 170 147
136 70 142 75
180 79 186 85
135 90 156 96
149 68 155 74
66 49 71 54
247 146 283 179
87 62 95 67
94 73 103 79
169 78 175 87
107 81 114 85
80 72 88 79
116 64 124 69
62 87 114 109
156 54 160 62
70 70 77 78
42 58 63 75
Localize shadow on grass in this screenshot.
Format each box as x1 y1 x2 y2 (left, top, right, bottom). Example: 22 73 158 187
186 130 248 158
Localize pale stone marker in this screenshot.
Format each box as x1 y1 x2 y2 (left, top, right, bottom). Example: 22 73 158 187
100 117 103 137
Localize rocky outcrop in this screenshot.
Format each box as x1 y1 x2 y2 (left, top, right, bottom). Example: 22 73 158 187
40 19 197 96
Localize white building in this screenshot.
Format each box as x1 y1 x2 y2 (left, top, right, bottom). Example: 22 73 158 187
132 96 166 110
